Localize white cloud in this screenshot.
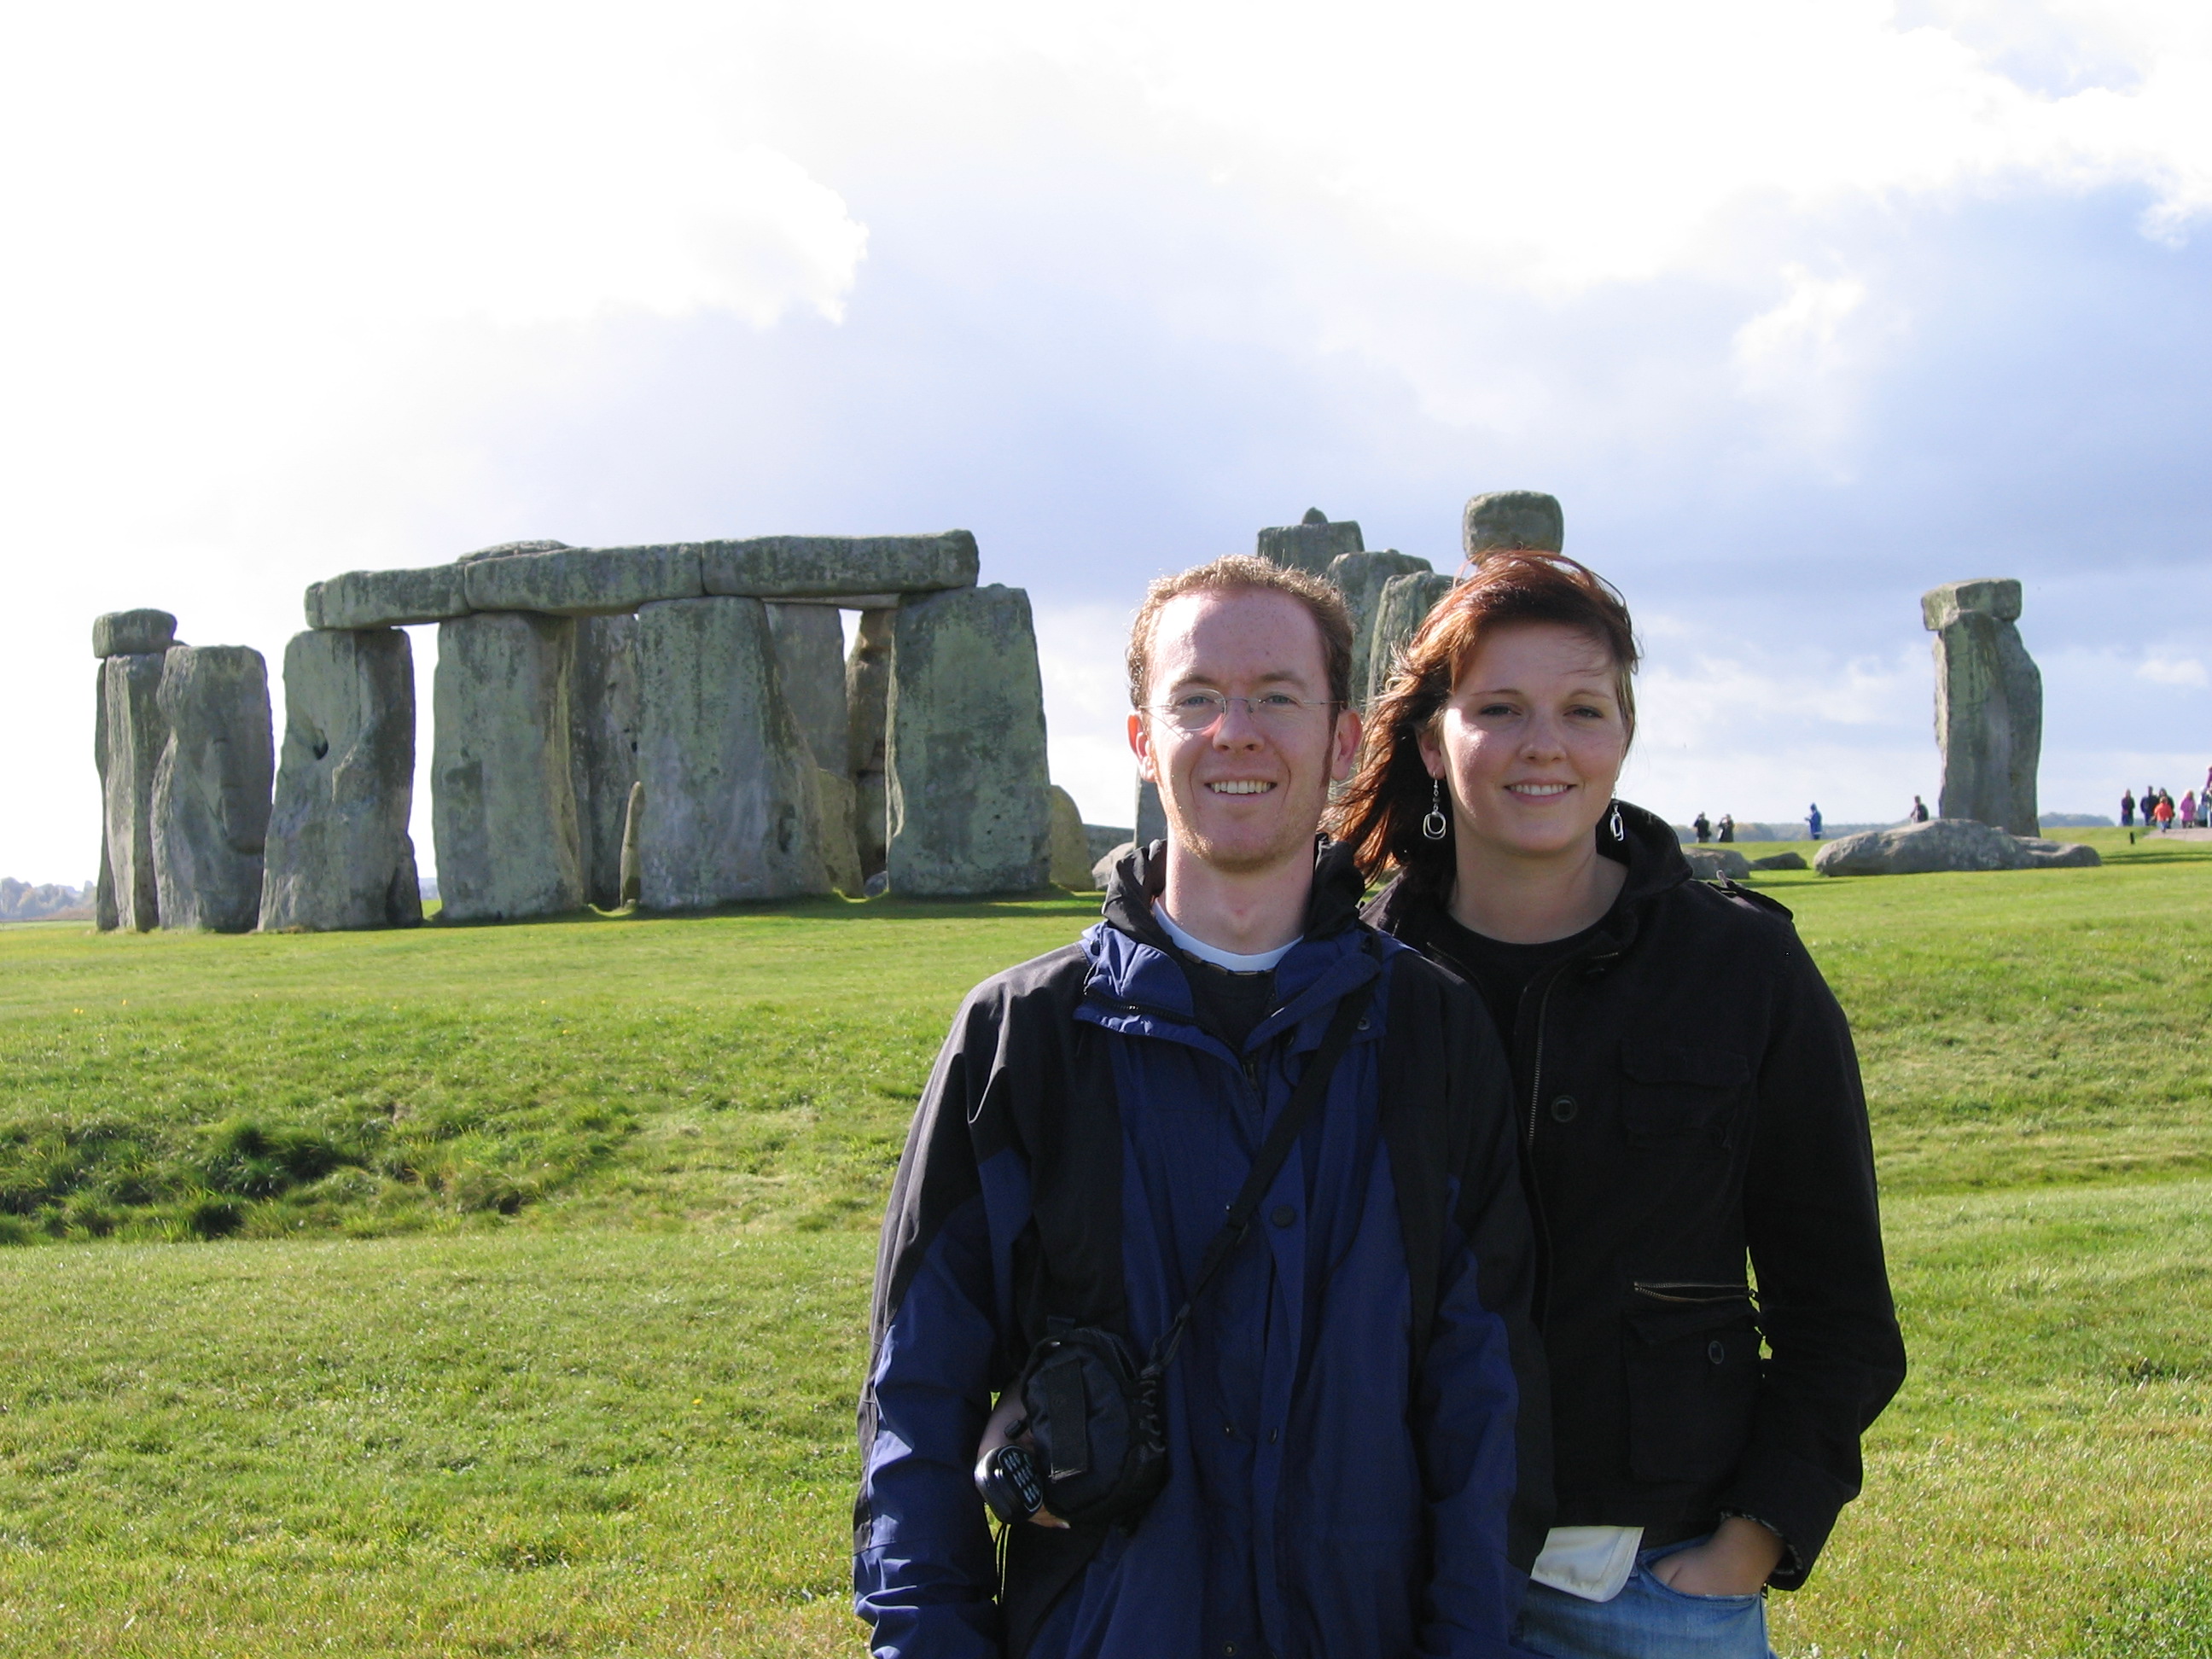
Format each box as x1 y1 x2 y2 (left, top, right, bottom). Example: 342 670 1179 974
1734 266 1871 392
2136 655 2210 687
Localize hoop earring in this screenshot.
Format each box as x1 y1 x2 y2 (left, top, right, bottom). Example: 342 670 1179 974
1422 777 1449 842
1608 799 1626 842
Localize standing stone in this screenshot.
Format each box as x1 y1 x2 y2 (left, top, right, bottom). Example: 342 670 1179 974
634 597 828 908
1047 785 1092 889
259 629 422 932
1923 579 2042 837
618 782 644 907
1257 508 1365 576
846 607 896 880
1365 572 1458 705
1326 550 1434 707
93 667 118 931
816 769 864 897
887 585 1051 896
151 646 274 933
766 604 852 776
1463 491 1564 561
569 614 641 910
433 612 584 923
100 653 170 932
1134 777 1167 847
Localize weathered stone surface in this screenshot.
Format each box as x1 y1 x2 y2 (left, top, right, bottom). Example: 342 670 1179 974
1682 846 1752 881
634 597 828 908
1084 824 1133 863
152 646 274 933
1134 777 1167 847
1257 508 1364 576
1047 786 1092 889
1464 490 1564 559
456 539 570 563
1365 572 1458 704
1748 851 1807 871
569 615 641 910
1326 550 1433 706
766 603 851 775
1813 817 2098 876
432 612 585 922
259 629 422 932
1923 578 2041 836
93 667 118 930
846 607 895 879
618 782 644 906
1093 841 1134 891
93 609 177 658
309 565 469 631
463 544 704 616
698 532 979 599
887 585 1051 896
99 653 169 931
816 768 864 897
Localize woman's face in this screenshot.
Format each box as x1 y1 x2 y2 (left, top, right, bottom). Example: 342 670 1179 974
1418 620 1630 865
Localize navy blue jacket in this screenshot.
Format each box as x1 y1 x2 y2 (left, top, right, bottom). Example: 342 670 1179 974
854 843 1549 1658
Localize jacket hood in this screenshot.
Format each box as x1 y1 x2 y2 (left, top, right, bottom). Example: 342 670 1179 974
1363 799 1691 955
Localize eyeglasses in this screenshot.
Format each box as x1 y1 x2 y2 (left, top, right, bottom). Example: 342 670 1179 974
1151 691 1341 733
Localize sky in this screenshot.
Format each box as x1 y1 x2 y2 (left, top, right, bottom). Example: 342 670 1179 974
7 0 2211 884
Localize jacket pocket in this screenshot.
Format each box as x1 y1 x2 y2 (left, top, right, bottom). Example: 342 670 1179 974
1623 1293 1761 1485
1618 1043 1749 1145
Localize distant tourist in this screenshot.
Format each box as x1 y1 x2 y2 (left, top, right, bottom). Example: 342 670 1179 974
2153 793 2174 831
859 556 1546 1656
1336 550 1904 1657
1718 812 1736 842
1807 802 1823 840
1693 810 1711 843
2121 789 2135 827
2182 789 2197 830
1910 795 1930 824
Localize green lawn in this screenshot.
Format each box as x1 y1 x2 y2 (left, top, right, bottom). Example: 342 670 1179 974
1 838 2208 1655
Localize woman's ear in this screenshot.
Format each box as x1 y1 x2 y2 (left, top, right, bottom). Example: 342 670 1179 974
1413 715 1446 780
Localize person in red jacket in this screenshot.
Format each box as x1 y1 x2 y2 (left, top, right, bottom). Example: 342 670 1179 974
1335 549 1905 1659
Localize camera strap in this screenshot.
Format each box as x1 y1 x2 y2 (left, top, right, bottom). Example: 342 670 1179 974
1146 952 1379 1377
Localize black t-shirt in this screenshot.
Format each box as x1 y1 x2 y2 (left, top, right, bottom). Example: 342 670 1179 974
1180 955 1278 1053
1430 911 1604 1045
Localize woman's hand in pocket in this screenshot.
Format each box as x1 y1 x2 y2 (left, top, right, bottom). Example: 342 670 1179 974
1648 1516 1784 1596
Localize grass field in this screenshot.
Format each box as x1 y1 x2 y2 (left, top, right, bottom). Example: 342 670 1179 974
1 833 2207 1655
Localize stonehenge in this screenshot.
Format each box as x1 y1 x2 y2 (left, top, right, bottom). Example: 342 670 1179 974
1924 579 2042 837
1046 786 1091 890
98 648 171 932
1256 508 1365 576
1813 818 2095 876
1365 572 1458 705
259 628 422 932
570 614 641 911
1464 490 1565 561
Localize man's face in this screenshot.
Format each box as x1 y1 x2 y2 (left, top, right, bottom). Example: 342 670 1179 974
1128 587 1359 876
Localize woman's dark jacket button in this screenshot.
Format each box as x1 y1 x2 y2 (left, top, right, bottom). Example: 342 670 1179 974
1708 1340 1726 1365
1548 1095 1579 1123
1270 1204 1296 1227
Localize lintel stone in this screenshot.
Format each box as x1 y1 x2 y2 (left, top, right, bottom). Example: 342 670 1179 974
699 532 979 599
463 544 704 616
93 609 178 658
309 565 469 631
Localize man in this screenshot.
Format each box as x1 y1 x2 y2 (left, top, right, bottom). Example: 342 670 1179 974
1911 795 1930 824
853 556 1549 1658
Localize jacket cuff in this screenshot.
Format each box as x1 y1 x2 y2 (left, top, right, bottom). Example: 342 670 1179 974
1714 1453 1856 1590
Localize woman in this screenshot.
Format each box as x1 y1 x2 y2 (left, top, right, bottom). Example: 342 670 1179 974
1334 550 1906 1659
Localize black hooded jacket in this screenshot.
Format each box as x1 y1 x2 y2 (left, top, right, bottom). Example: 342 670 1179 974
1365 801 1906 1587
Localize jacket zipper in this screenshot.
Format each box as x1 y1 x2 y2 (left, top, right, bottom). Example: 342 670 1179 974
1523 969 1563 1151
1633 1281 1755 1305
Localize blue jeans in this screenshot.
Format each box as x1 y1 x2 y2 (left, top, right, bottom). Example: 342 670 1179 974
1514 1535 1776 1659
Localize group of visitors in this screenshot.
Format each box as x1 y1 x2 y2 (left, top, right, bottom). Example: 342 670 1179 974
1689 811 1737 843
856 547 1906 1658
2123 777 2210 830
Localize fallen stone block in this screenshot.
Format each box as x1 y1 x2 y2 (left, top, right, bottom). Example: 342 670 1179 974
93 609 178 658
1813 817 2098 876
152 645 274 933
699 532 979 599
1083 823 1133 863
1464 490 1564 559
569 614 641 910
1682 846 1753 881
634 596 828 908
259 629 422 931
1048 785 1092 889
767 602 851 775
308 565 469 631
1747 851 1807 871
887 585 1051 896
1365 572 1458 704
463 543 704 616
1257 508 1364 576
432 612 585 922
100 652 170 931
1327 550 1432 707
